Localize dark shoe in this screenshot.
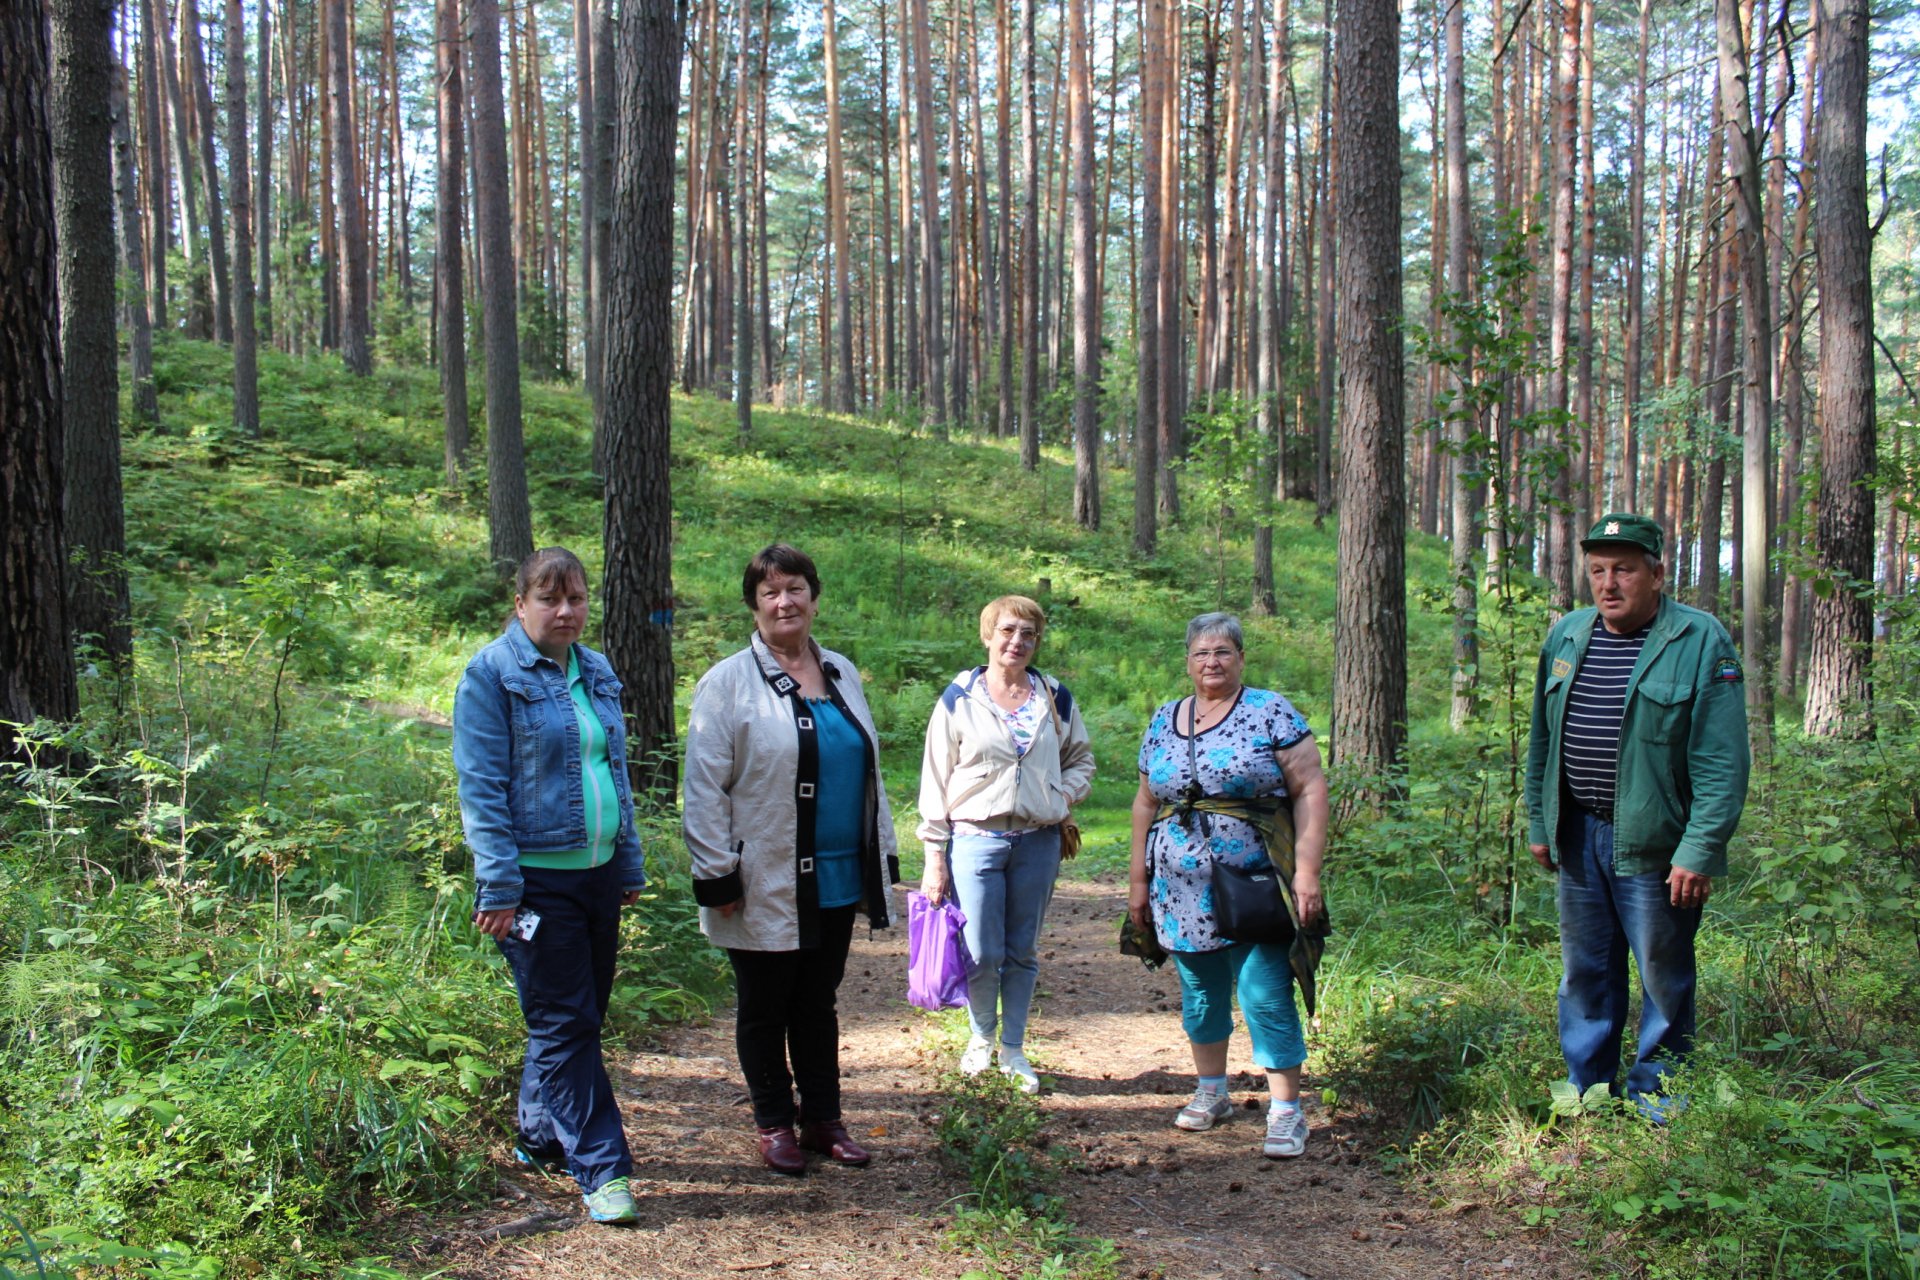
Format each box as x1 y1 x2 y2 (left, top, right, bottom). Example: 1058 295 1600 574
797 1119 871 1167
756 1125 808 1176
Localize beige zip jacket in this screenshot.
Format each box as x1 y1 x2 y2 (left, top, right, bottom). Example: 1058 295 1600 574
684 632 900 952
916 667 1096 853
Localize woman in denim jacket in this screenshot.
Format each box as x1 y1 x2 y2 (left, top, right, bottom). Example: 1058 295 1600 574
453 547 647 1226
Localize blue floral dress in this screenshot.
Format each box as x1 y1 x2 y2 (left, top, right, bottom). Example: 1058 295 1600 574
1137 687 1313 953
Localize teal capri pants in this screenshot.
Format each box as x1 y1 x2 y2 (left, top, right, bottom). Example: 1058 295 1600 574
1170 940 1306 1070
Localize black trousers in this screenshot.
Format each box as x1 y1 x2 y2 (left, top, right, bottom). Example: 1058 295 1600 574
726 904 857 1129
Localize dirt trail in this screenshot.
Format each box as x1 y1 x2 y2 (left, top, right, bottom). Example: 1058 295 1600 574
411 881 1586 1279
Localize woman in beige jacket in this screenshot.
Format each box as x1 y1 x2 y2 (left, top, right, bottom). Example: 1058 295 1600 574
919 595 1094 1091
684 545 901 1175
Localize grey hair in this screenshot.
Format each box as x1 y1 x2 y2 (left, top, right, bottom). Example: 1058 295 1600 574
1185 612 1244 652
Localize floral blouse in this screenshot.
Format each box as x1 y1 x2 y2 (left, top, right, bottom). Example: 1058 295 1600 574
1136 687 1313 952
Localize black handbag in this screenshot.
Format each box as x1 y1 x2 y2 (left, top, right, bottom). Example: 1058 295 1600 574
1210 860 1296 945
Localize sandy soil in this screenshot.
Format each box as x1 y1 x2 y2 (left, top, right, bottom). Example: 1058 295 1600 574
399 881 1589 1280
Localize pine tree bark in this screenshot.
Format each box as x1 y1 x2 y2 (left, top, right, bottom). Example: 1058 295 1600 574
733 0 753 438
1715 0 1774 750
1544 0 1579 613
138 0 170 331
824 0 854 414
468 0 532 574
256 0 273 345
226 0 260 438
1133 0 1164 551
1069 0 1099 527
50 0 130 666
437 0 470 484
112 63 159 428
1445 0 1479 731
157 0 209 337
602 0 688 803
1621 0 1650 510
910 0 947 432
1 1 79 738
180 0 232 342
1803 0 1875 738
328 0 370 373
1330 0 1407 789
1018 0 1039 466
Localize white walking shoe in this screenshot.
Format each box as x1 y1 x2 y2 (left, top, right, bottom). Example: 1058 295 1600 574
1174 1085 1234 1131
959 1035 994 1076
999 1046 1041 1094
1262 1103 1307 1158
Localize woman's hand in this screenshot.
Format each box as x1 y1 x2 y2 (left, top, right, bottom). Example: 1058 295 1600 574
621 890 642 907
715 898 742 918
1292 869 1325 930
473 907 516 940
1127 878 1150 932
921 849 950 904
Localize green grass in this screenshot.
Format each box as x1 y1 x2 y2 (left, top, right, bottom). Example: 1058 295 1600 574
1 340 1915 1278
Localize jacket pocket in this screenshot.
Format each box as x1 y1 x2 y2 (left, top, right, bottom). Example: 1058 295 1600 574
1633 679 1693 745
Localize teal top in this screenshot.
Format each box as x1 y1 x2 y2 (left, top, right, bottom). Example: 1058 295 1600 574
809 697 867 909
521 651 623 870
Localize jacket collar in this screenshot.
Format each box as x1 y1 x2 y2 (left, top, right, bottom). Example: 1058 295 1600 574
748 629 840 691
504 617 561 670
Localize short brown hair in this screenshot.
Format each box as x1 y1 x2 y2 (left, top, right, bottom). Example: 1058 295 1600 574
742 543 822 607
979 595 1046 646
515 547 588 599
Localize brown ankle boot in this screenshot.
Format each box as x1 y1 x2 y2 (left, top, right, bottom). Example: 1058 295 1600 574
756 1125 807 1176
797 1119 871 1167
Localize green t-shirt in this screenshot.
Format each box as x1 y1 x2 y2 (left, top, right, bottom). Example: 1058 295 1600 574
520 651 622 870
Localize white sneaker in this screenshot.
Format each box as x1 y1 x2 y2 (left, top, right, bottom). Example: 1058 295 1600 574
999 1046 1041 1094
959 1036 994 1076
1263 1103 1307 1158
1174 1085 1234 1131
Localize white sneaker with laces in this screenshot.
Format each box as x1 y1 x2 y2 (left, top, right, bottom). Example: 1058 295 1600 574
1174 1085 1234 1131
1263 1103 1307 1158
999 1046 1041 1094
959 1035 994 1076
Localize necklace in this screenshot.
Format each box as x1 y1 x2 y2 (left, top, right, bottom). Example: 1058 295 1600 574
988 672 1032 707
1191 689 1239 731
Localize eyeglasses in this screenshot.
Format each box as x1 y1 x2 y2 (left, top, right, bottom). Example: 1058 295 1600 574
1187 647 1240 661
996 625 1040 642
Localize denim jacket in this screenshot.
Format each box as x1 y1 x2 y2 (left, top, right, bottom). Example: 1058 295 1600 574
453 619 646 911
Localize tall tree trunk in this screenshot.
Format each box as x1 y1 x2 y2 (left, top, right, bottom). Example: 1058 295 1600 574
1621 0 1650 510
995 0 1013 438
51 0 131 666
256 0 274 346
1716 0 1775 752
226 0 259 438
1134 0 1164 551
910 0 946 433
734 0 753 438
1778 9 1816 700
328 0 370 372
1543 0 1579 613
469 0 531 573
1803 0 1874 737
824 0 854 414
112 62 160 428
590 0 615 463
1330 0 1406 787
1312 10 1334 528
1 0 79 738
436 0 470 484
180 0 232 342
602 0 688 803
1018 0 1039 464
138 0 170 332
1445 0 1479 730
576 0 597 410
1158 4 1184 520
157 0 209 337
1252 0 1288 610
1068 0 1099 527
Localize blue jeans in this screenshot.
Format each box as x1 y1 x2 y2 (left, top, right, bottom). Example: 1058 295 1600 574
1171 941 1305 1070
497 861 634 1194
1556 808 1701 1101
947 827 1062 1048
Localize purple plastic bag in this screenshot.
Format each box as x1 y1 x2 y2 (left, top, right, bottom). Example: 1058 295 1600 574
906 890 972 1010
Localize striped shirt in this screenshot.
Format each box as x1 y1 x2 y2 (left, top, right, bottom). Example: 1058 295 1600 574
1561 619 1651 816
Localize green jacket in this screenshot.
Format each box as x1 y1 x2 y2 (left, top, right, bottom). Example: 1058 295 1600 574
1525 595 1751 877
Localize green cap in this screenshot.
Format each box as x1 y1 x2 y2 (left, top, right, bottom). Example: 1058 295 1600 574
1580 512 1664 559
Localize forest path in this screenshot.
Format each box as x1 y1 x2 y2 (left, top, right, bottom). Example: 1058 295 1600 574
414 881 1587 1280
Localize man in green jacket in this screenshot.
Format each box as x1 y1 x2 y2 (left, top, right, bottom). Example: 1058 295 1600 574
1525 513 1750 1112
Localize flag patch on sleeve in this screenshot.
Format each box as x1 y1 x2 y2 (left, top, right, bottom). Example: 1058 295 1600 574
1552 658 1573 679
1713 657 1743 683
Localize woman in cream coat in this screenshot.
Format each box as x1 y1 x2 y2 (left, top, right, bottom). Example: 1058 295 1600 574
919 595 1094 1092
684 544 901 1175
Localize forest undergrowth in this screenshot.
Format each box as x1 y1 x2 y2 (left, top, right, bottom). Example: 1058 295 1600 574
2 339 1916 1278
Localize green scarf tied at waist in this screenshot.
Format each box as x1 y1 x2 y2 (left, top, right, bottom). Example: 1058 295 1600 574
1153 794 1331 1016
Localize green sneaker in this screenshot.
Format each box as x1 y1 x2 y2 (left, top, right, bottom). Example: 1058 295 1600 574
581 1175 638 1225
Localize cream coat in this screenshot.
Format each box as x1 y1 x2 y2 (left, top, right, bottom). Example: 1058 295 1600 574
684 632 900 951
916 667 1096 852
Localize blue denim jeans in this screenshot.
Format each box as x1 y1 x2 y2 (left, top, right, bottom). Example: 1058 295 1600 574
1170 941 1306 1070
947 827 1062 1048
1557 807 1701 1101
497 860 634 1194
